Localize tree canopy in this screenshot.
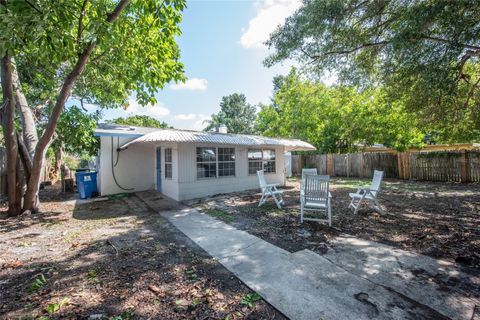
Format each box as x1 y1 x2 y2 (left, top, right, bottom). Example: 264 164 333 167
1 0 186 214
204 93 257 134
265 0 480 133
256 69 425 153
108 115 171 128
53 106 100 157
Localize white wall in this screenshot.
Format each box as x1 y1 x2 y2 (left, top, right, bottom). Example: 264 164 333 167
98 137 286 201
98 136 156 195
176 143 285 201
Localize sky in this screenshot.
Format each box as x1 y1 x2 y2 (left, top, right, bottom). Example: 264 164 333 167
85 0 302 130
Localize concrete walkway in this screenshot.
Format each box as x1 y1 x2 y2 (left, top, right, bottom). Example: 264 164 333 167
137 191 480 320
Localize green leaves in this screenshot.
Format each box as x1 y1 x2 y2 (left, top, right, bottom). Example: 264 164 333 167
53 105 100 157
265 0 480 135
204 93 257 134
108 115 171 129
28 274 47 293
4 0 186 109
256 68 425 153
240 292 261 309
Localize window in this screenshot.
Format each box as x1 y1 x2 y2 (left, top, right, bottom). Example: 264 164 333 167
248 149 276 175
218 148 235 177
196 147 217 178
164 148 172 179
196 147 236 179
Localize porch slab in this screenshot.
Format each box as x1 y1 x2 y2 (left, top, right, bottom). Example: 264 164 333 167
137 191 480 320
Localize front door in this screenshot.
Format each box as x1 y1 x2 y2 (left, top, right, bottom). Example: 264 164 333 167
156 146 162 192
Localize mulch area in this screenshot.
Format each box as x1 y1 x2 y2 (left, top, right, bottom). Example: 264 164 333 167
193 178 480 270
0 187 285 319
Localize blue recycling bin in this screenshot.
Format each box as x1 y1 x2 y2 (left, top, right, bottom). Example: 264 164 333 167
75 171 98 199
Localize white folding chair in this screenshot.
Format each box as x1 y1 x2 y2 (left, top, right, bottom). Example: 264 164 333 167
257 170 284 209
300 175 332 226
348 170 385 214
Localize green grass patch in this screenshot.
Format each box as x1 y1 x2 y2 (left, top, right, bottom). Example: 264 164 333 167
241 292 262 308
205 209 234 223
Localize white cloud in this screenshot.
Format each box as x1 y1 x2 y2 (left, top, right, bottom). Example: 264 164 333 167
173 113 197 121
126 99 170 119
240 0 301 49
170 113 211 131
170 78 208 91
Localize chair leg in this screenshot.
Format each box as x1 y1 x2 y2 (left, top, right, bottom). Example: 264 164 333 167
373 198 385 214
273 194 282 209
327 203 332 227
353 196 365 215
300 202 304 223
258 192 265 207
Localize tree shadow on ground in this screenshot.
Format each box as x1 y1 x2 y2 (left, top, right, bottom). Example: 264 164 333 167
194 178 480 271
0 194 285 319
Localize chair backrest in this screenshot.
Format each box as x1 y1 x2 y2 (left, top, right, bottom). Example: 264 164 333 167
302 168 318 181
257 170 267 190
370 170 384 196
304 175 329 203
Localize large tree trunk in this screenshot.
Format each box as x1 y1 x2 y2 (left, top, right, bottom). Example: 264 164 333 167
22 0 131 212
1 56 22 216
11 59 38 158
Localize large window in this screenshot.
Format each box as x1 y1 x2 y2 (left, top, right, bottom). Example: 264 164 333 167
197 147 217 178
248 149 276 175
218 148 235 177
196 147 236 179
165 148 172 179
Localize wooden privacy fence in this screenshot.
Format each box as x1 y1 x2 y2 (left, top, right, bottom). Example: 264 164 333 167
293 150 480 183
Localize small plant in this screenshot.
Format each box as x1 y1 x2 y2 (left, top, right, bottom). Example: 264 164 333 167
206 209 233 223
240 292 261 308
110 310 135 320
86 269 101 284
28 274 47 293
45 298 69 314
185 269 198 280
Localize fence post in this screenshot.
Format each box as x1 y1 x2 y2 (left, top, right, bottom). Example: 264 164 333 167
460 150 469 183
397 152 403 179
327 154 334 176
359 152 364 178
346 154 350 178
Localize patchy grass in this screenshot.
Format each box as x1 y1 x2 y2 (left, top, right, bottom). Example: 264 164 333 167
205 208 234 223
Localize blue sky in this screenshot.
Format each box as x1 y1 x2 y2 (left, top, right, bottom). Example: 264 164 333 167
91 0 302 130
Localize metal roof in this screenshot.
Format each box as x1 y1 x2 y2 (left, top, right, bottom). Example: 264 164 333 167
94 123 161 137
102 126 316 151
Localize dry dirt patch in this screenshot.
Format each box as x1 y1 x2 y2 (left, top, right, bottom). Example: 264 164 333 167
0 190 285 320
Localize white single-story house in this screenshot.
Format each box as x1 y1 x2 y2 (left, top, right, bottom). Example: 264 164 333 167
93 123 315 201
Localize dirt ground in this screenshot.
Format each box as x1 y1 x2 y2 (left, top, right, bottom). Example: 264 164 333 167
0 187 285 320
193 177 480 270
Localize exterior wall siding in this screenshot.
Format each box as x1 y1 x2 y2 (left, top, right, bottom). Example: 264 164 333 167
99 137 285 201
176 143 285 201
99 136 156 195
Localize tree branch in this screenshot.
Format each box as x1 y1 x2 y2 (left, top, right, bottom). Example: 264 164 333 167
420 35 480 50
23 0 42 14
77 0 89 45
312 41 389 60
